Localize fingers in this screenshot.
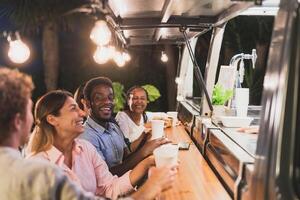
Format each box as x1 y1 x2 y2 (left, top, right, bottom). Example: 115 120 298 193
237 126 259 134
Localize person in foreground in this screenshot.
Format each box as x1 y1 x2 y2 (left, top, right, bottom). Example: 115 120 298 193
0 67 176 200
27 90 177 200
0 68 95 199
81 77 169 176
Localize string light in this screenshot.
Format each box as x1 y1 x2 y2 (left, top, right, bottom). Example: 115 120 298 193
122 52 131 62
175 77 182 84
176 95 184 101
90 20 111 46
114 51 126 67
161 51 168 62
7 32 30 64
90 19 131 67
93 46 111 64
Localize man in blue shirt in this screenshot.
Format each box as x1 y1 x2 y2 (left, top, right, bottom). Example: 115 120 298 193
80 77 168 175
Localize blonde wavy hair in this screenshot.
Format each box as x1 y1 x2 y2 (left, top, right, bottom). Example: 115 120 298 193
28 90 73 155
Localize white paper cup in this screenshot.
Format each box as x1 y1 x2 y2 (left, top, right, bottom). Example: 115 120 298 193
151 120 164 140
167 111 178 127
153 144 178 167
235 88 249 117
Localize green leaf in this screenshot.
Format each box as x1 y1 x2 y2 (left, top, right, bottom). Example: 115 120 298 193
212 84 233 105
112 82 125 113
142 84 161 102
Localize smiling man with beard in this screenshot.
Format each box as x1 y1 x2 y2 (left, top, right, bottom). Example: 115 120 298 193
80 77 168 176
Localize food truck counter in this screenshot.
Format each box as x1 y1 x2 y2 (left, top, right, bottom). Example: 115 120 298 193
161 125 231 200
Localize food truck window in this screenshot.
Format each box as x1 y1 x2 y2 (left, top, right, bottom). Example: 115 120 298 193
216 16 274 105
191 30 212 104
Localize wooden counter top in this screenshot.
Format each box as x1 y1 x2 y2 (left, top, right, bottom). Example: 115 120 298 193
160 125 231 200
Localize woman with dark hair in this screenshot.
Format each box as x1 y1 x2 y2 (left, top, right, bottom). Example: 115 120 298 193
27 90 177 200
74 82 89 118
115 86 150 144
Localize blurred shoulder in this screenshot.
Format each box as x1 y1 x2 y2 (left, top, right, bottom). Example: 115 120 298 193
115 111 128 121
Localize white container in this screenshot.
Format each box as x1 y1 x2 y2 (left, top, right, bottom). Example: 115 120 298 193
151 120 164 140
153 144 178 167
167 111 178 127
219 116 253 127
235 88 249 117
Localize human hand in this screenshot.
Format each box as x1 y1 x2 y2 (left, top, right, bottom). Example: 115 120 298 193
141 155 155 169
130 165 178 200
237 126 259 134
141 137 171 157
148 166 178 192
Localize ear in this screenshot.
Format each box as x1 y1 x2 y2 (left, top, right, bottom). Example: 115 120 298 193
46 115 58 127
11 113 22 132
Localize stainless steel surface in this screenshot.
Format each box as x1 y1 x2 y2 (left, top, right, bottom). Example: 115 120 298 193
249 0 299 199
105 0 253 45
202 25 226 117
192 116 218 153
205 129 254 197
177 101 199 135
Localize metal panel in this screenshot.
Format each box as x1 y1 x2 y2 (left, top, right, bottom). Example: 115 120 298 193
249 0 299 199
105 0 254 45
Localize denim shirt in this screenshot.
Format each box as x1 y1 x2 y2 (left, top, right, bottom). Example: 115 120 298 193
80 117 127 168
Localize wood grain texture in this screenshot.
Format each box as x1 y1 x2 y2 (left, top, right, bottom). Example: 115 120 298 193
158 125 231 200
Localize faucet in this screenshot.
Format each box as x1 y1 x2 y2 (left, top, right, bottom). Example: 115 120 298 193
229 49 257 88
229 49 257 108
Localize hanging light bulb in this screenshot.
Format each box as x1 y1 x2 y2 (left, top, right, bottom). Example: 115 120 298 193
176 95 184 101
7 34 30 64
175 77 182 85
161 51 168 62
107 45 116 58
90 20 111 46
122 52 131 62
114 51 126 67
93 46 111 64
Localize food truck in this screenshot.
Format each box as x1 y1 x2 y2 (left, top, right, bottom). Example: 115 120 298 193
1 0 299 199
104 0 299 199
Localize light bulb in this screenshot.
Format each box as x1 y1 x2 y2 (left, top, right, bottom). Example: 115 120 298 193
90 20 111 46
161 51 168 62
8 40 30 64
175 77 182 84
93 46 111 64
114 51 126 67
176 95 184 101
122 52 131 62
107 46 116 58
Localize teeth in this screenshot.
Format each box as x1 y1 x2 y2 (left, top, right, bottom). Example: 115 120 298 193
100 107 111 111
76 120 84 125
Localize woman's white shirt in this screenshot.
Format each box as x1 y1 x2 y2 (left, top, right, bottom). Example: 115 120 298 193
115 111 145 142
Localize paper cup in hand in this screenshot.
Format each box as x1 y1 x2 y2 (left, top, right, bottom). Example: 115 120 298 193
151 120 164 140
153 144 178 167
167 111 178 127
235 88 249 117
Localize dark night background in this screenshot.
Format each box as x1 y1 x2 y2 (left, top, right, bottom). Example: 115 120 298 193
0 10 274 110
0 15 180 111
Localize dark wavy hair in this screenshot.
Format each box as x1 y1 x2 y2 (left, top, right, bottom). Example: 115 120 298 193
74 83 86 110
